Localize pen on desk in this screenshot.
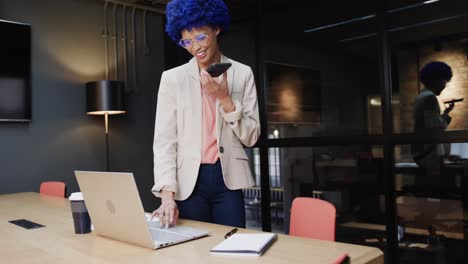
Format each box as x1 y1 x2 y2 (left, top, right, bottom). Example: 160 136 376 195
224 228 238 239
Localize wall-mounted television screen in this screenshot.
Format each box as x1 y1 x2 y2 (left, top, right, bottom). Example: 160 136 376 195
0 19 31 122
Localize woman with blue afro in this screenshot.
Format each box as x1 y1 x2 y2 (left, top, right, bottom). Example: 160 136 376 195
151 0 260 229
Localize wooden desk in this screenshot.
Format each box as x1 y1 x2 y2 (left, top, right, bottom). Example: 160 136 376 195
0 193 383 264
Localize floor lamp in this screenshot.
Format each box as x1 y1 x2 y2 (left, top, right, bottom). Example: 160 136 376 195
86 80 125 171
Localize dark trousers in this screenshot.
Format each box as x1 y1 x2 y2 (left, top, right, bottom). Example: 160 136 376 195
177 160 246 228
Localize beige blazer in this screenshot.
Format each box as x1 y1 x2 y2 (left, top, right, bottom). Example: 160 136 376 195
152 55 260 201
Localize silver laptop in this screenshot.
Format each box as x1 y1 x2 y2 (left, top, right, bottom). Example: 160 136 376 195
74 171 209 249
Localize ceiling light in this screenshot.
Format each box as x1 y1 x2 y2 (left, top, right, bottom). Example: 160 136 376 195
305 0 441 33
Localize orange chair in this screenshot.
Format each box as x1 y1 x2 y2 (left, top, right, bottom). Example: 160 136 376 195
289 197 336 241
39 181 66 198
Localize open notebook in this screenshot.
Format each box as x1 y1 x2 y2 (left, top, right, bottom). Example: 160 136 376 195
210 233 278 256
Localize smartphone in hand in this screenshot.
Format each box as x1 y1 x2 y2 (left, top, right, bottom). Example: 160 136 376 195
205 62 232 77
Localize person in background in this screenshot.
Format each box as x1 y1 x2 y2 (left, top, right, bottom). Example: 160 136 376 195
411 61 454 185
151 0 260 228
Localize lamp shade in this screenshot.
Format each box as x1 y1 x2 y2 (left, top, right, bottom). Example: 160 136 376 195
86 80 125 115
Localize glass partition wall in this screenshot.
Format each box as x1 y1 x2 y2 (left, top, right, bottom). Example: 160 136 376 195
388 1 468 262
249 0 468 263
394 144 467 264
252 0 392 255
262 2 380 138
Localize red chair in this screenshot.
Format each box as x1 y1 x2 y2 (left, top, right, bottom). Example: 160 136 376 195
39 181 66 198
289 197 336 241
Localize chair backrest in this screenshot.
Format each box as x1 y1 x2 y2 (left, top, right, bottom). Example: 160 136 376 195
242 187 261 199
40 181 66 198
289 197 336 241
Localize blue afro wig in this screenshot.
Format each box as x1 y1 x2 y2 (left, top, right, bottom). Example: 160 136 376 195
420 61 453 86
165 0 230 43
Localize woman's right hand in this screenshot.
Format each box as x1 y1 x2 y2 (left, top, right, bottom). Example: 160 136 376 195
151 190 179 228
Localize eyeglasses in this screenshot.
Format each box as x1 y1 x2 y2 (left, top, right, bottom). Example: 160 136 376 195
179 33 208 49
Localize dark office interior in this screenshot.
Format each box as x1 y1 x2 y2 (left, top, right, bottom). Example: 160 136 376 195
1 0 468 263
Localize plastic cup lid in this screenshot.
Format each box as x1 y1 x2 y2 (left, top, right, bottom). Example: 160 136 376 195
69 192 84 201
